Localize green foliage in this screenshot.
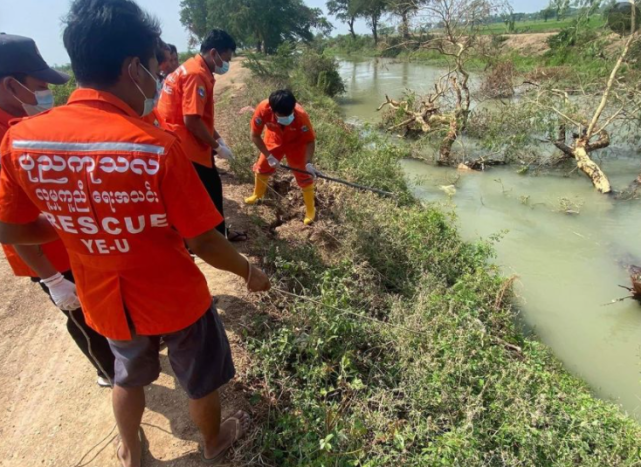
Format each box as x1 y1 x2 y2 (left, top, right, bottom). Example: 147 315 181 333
180 0 331 53
243 43 297 79
606 2 641 35
217 73 641 467
325 34 377 56
296 52 346 97
243 43 346 98
52 67 76 106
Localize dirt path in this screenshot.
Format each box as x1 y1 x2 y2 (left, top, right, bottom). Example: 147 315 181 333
0 58 261 467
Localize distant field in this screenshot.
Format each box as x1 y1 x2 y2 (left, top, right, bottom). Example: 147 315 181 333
479 15 607 35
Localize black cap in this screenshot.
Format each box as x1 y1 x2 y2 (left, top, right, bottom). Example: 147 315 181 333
0 33 70 84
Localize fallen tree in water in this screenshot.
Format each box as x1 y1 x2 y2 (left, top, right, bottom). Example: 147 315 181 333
528 0 640 194
378 0 507 166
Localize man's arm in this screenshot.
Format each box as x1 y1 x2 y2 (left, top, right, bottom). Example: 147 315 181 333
13 245 57 278
184 115 219 149
186 228 270 292
12 244 81 311
0 216 59 245
251 132 271 157
305 141 316 164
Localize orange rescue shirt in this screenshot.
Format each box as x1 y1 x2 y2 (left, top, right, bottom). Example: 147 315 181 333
250 100 316 160
0 89 223 340
0 106 71 277
156 55 215 168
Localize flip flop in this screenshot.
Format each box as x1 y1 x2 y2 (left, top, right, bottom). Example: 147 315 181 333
226 230 248 243
116 428 144 467
200 410 251 464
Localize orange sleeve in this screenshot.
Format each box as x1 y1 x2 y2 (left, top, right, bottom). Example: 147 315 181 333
250 102 268 136
161 141 223 239
298 112 316 144
182 73 209 118
0 135 40 224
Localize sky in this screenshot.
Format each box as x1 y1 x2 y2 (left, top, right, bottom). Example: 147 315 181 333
0 0 549 66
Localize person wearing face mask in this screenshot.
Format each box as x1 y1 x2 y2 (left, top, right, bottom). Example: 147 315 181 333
157 29 248 242
0 2 271 466
246 90 320 225
0 32 116 387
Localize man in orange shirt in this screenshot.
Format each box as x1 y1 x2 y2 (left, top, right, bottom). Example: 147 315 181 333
0 2 270 466
246 90 320 225
0 32 115 386
156 40 172 83
157 29 247 241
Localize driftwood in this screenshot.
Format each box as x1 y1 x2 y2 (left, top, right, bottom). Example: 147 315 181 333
460 157 507 172
628 265 641 297
378 73 470 166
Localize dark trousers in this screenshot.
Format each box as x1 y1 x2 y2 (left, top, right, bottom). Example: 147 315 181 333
193 162 226 236
34 271 115 379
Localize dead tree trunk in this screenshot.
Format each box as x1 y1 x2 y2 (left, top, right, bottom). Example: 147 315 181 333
372 16 379 45
439 119 458 165
554 126 612 194
574 140 612 194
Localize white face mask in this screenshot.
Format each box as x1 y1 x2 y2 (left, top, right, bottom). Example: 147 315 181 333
11 79 54 116
129 62 159 117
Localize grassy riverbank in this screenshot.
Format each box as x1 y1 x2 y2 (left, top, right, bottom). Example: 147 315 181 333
216 66 641 465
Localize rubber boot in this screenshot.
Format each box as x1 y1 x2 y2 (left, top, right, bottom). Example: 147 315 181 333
302 184 316 225
245 174 270 205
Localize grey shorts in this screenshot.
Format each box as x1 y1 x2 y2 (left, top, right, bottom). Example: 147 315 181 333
107 305 235 399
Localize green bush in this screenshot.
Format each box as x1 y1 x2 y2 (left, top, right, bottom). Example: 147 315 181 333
295 51 346 97
243 43 345 98
325 34 376 56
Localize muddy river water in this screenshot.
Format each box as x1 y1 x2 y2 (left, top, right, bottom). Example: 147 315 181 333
337 57 641 420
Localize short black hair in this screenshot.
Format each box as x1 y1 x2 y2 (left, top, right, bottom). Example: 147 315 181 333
156 40 170 65
168 44 178 55
269 90 297 115
63 0 162 86
200 29 237 54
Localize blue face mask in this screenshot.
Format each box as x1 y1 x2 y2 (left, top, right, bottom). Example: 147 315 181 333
13 80 54 116
277 113 295 126
129 62 159 117
214 51 230 75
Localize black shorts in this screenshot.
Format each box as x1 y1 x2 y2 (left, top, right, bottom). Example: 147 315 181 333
107 304 235 399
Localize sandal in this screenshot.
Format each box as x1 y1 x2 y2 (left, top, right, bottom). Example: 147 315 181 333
200 410 251 464
116 428 144 467
226 230 248 242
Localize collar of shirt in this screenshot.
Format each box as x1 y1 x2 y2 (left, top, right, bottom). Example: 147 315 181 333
195 54 215 85
67 88 142 118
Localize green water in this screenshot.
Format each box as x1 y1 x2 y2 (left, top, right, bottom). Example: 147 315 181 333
338 57 641 420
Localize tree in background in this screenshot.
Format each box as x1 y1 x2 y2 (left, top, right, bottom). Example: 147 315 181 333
179 0 208 46
540 6 556 21
387 0 421 39
549 0 571 20
356 0 389 44
327 0 361 38
180 0 331 53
